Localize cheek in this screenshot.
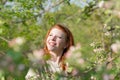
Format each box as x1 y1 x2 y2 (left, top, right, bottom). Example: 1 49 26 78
46 38 49 45
46 37 49 42
57 39 63 43
58 40 66 46
62 39 67 44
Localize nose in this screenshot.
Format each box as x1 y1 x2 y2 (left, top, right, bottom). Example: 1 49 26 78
51 36 56 41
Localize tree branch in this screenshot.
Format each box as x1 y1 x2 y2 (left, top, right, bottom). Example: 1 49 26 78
0 36 9 43
36 0 65 16
12 0 65 23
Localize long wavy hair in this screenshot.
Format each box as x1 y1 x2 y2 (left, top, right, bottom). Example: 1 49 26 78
44 24 74 70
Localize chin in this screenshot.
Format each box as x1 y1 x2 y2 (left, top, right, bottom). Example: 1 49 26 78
47 47 55 51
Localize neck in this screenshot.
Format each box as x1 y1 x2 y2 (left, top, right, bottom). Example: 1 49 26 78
49 51 63 63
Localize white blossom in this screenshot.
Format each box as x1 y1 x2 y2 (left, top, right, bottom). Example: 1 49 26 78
111 41 120 53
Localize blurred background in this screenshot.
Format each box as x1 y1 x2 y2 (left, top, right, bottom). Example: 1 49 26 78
0 0 120 80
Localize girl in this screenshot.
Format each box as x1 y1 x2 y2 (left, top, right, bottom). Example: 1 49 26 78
25 24 74 80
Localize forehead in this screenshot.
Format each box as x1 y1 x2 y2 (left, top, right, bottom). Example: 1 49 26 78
50 28 66 35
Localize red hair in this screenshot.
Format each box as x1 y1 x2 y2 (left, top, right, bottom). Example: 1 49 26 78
44 24 74 70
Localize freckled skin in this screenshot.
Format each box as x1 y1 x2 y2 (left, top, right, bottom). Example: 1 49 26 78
46 28 67 55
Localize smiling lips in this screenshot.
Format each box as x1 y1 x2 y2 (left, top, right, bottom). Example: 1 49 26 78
48 41 56 46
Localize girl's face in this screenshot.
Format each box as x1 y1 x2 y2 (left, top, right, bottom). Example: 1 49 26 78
46 28 67 53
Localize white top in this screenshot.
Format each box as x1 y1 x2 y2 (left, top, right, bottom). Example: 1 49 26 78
25 60 64 80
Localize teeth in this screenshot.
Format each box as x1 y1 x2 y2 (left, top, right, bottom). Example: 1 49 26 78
49 42 55 46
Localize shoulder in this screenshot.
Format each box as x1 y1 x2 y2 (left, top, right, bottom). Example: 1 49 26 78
32 49 45 60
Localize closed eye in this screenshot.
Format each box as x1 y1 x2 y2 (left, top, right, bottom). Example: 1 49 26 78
58 37 62 39
56 36 62 39
49 34 52 36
